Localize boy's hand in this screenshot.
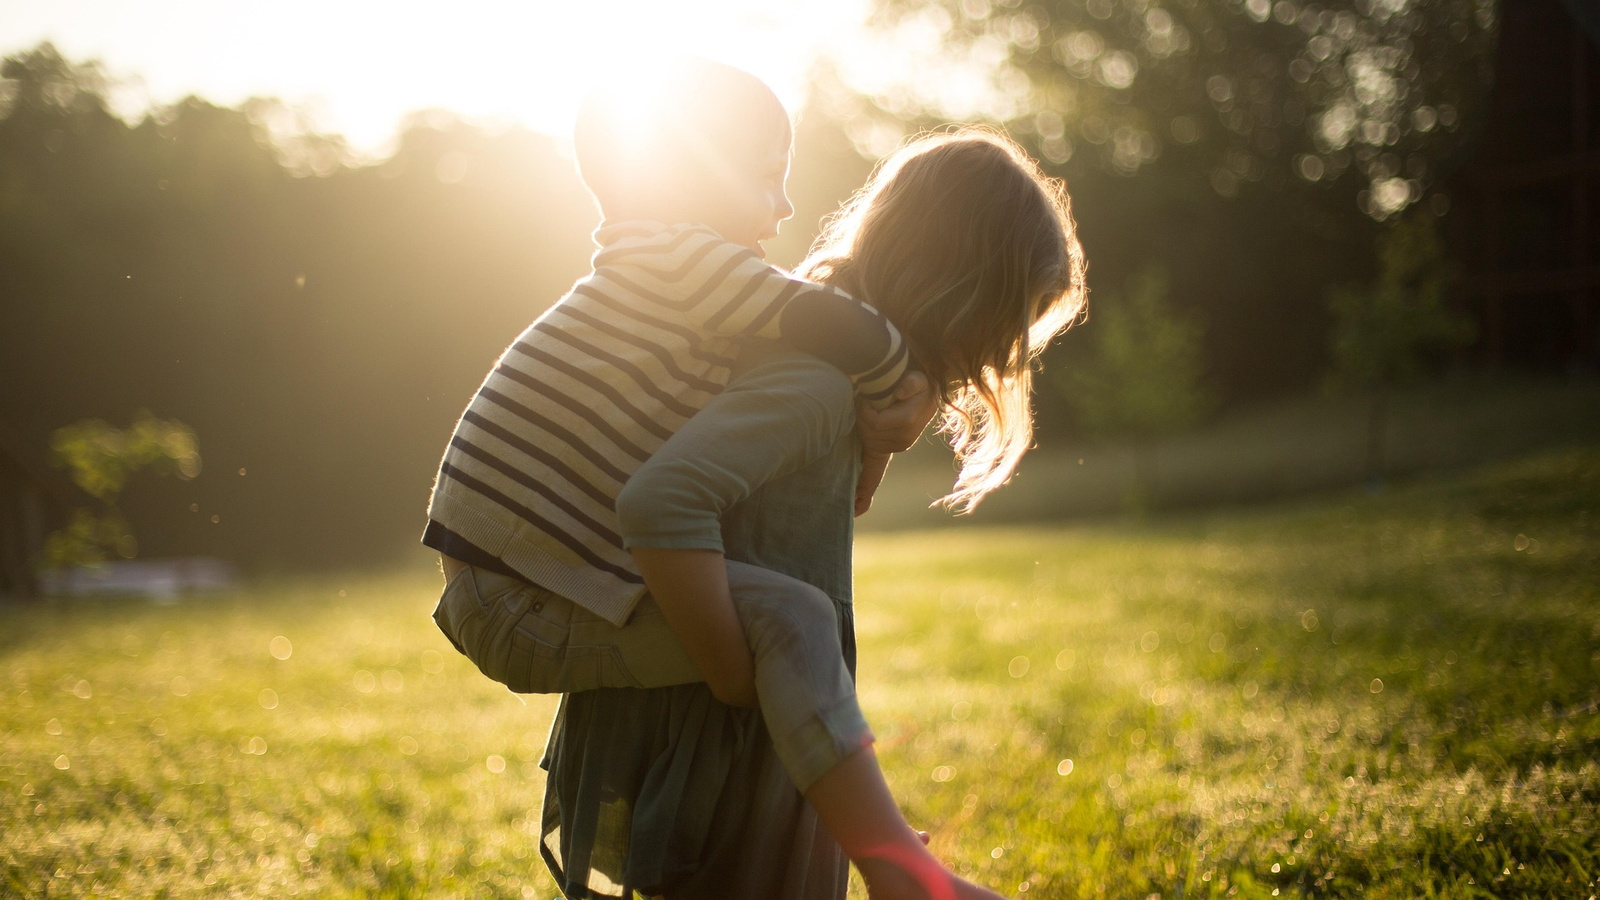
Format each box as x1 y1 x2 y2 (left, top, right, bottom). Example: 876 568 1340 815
858 371 938 457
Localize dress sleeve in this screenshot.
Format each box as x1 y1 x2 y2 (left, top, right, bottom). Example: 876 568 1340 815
614 347 855 552
599 226 908 404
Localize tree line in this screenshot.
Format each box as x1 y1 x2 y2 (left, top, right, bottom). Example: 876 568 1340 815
0 31 1483 569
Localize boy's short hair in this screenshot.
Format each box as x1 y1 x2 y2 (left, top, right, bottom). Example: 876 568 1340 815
574 58 791 218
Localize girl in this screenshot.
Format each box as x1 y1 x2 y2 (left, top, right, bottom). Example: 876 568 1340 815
541 129 1087 899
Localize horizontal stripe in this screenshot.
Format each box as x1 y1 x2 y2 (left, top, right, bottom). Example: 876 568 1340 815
650 235 762 286
460 409 618 505
571 285 738 369
736 277 800 338
475 387 640 479
594 223 660 243
534 321 702 420
641 231 723 284
509 340 676 442
438 461 639 583
855 343 910 402
552 304 725 394
676 248 757 311
858 333 907 386
449 435 620 544
701 265 777 333
603 249 750 317
483 371 653 464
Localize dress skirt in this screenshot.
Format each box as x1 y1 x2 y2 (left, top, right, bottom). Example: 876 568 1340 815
539 598 857 900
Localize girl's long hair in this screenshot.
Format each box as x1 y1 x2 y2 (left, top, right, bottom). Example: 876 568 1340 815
797 129 1087 512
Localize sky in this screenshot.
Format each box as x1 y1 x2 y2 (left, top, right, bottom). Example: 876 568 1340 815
0 0 885 155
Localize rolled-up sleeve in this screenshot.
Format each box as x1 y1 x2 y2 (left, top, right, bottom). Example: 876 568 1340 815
615 347 855 552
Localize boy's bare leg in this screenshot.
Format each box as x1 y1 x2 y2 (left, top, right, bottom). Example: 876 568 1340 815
805 746 1006 900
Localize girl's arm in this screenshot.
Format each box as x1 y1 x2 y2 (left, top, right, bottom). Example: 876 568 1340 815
614 345 855 707
853 371 939 516
629 547 756 707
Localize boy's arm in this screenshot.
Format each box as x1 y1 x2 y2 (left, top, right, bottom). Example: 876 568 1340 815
607 227 908 404
771 290 908 407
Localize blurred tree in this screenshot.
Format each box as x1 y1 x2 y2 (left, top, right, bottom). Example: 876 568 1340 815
1326 210 1471 486
0 42 597 571
1063 264 1211 510
45 415 200 567
809 1 1500 415
0 41 111 119
845 0 1499 220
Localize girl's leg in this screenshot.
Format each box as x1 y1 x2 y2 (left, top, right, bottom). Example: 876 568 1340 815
805 747 1005 900
718 563 1006 900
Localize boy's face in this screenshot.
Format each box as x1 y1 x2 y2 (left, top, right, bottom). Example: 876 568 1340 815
701 136 795 259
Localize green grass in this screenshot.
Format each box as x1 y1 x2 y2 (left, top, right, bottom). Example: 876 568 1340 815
863 374 1600 529
4 449 1599 898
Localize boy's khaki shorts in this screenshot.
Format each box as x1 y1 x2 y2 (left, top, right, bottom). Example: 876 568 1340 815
430 561 872 789
432 563 700 693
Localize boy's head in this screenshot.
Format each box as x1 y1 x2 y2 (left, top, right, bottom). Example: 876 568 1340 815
575 58 795 255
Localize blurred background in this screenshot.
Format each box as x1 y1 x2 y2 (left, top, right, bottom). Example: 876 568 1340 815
2 0 1597 587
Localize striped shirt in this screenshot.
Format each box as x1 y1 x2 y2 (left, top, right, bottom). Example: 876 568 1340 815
423 220 907 626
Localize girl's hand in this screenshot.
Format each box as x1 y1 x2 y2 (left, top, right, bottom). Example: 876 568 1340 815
857 371 938 457
855 372 938 515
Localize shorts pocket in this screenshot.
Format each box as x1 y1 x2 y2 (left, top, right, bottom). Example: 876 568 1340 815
432 567 555 691
433 566 640 693
499 584 585 692
431 566 483 659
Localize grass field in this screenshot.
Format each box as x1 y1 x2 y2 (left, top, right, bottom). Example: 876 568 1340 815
862 374 1600 529
3 449 1598 898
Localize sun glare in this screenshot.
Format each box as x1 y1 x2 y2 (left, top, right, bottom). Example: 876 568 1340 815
0 0 877 155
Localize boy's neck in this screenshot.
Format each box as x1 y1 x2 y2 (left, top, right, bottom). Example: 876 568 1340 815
605 203 713 228
597 215 728 242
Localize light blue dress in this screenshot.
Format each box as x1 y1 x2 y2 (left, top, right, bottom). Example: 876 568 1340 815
539 344 860 899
